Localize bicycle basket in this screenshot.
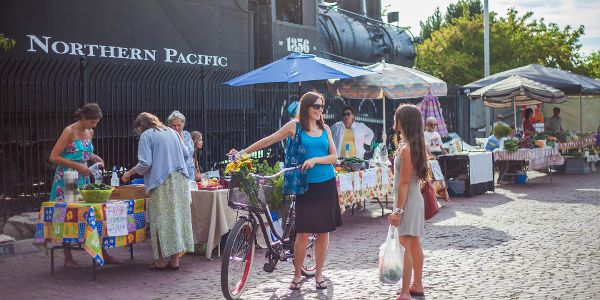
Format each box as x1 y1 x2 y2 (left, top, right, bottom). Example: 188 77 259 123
228 173 275 210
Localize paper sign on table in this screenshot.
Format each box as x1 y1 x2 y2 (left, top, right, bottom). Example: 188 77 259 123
339 174 352 192
381 167 389 186
353 172 361 192
428 161 445 181
106 202 129 236
361 171 370 189
370 169 378 188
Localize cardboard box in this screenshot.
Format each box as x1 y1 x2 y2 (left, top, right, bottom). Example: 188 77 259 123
109 185 147 200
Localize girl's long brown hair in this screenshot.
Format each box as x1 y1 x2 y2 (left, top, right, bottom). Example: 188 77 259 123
393 104 428 180
298 91 325 132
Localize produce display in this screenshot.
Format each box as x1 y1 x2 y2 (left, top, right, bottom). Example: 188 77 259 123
79 183 114 203
340 157 365 172
493 124 512 138
503 139 519 152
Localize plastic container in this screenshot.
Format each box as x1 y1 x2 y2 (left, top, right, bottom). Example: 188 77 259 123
447 179 465 196
63 170 79 203
79 188 114 203
131 178 144 185
514 174 528 185
111 168 120 187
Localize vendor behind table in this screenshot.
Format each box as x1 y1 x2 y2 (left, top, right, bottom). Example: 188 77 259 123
331 106 374 159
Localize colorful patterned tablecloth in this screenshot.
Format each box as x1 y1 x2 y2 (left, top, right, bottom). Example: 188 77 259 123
34 199 148 265
336 166 393 206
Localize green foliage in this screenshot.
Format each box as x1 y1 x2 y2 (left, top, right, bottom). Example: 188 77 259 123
417 9 585 85
579 51 600 79
252 160 284 210
444 0 482 24
419 8 443 41
493 123 512 138
0 34 16 51
419 0 482 41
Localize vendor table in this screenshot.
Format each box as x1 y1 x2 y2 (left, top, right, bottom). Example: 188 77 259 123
493 147 565 183
336 166 392 216
34 199 147 280
190 189 238 259
438 152 494 197
190 189 269 259
558 137 596 151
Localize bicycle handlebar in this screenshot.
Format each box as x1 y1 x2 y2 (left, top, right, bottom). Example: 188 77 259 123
248 166 299 179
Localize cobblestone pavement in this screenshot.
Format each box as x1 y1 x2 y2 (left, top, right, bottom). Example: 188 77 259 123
1 172 599 300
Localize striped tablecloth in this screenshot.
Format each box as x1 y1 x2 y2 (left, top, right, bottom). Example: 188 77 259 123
493 147 564 170
558 137 596 151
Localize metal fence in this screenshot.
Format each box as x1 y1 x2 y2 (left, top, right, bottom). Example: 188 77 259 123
0 55 469 222
0 56 286 222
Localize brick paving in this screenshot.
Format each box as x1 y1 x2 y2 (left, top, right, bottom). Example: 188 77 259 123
1 171 599 300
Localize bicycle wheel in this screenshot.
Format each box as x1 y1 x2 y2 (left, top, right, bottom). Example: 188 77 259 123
221 217 256 300
301 234 317 277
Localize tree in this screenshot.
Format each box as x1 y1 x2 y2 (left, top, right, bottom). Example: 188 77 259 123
419 0 482 41
0 34 16 51
444 0 482 24
579 51 600 80
416 9 585 85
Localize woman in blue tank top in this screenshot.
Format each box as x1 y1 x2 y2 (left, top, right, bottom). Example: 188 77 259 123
229 92 342 291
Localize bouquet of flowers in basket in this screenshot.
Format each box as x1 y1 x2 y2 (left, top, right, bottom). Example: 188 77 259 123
226 153 261 207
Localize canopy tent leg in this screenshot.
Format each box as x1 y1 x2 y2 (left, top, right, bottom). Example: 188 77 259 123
579 93 583 134
512 97 517 131
382 96 387 143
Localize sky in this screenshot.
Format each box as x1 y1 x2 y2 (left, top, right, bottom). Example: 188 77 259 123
382 0 600 56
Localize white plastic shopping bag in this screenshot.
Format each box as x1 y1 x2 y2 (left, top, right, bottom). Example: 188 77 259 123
378 225 404 284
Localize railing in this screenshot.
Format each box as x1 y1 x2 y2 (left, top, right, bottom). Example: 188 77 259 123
0 55 468 222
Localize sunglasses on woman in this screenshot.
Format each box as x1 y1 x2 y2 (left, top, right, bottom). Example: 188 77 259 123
311 104 325 110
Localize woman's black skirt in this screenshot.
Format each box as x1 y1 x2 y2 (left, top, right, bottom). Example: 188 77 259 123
295 177 343 233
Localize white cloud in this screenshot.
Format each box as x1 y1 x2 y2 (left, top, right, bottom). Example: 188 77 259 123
382 0 599 55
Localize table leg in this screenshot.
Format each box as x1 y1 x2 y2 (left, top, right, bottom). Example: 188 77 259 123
50 246 55 275
92 258 96 281
373 197 385 216
129 244 134 260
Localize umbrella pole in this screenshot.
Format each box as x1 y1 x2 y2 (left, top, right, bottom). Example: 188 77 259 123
512 97 517 131
579 92 583 133
382 96 387 144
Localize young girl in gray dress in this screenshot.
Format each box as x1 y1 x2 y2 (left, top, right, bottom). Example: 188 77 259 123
388 104 429 300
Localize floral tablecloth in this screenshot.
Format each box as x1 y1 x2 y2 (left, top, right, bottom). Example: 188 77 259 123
34 199 148 265
336 166 393 206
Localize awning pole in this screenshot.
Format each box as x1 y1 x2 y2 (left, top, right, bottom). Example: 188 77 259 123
513 97 517 130
382 95 387 143
579 93 583 133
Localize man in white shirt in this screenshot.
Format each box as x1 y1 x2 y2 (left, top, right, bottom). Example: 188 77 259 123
331 106 374 159
545 107 563 136
424 116 447 157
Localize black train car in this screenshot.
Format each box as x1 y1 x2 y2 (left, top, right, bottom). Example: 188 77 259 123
0 0 416 219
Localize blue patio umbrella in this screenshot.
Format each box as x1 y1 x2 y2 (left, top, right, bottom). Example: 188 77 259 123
223 52 376 86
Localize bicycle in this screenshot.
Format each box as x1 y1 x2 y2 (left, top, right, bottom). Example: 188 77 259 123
220 165 316 300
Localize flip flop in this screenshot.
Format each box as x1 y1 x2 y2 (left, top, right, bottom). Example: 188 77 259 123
315 280 327 290
169 263 181 271
289 280 302 291
409 288 425 296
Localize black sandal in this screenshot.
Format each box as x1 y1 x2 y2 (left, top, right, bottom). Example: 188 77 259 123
289 280 302 290
315 280 327 290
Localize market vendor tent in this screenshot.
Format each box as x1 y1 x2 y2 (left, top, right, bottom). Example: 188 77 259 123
464 64 600 132
330 60 448 141
468 75 567 127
